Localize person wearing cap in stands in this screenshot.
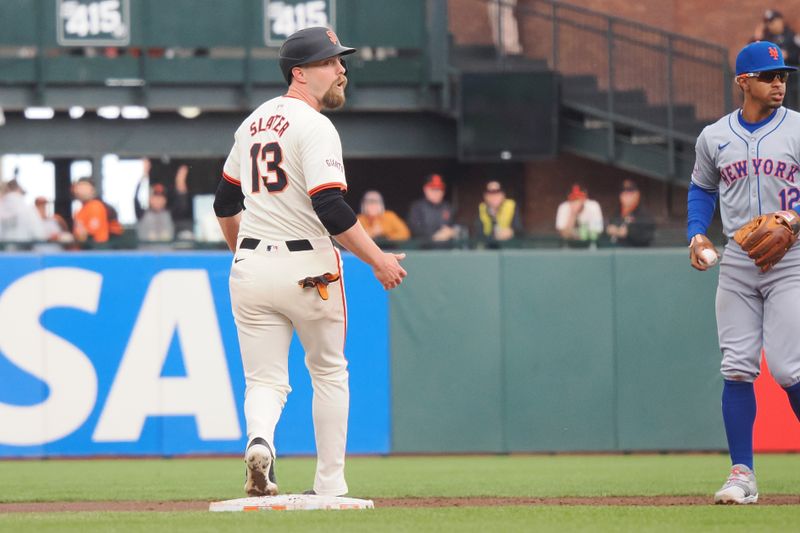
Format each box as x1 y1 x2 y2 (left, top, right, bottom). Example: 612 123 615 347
475 180 522 244
357 190 410 242
555 183 603 246
753 10 800 108
753 10 800 66
407 173 458 244
606 179 655 247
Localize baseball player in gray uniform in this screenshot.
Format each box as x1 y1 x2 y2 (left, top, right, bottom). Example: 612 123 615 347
213 27 407 497
688 41 800 504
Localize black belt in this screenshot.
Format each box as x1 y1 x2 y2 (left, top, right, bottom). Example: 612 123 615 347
240 237 313 252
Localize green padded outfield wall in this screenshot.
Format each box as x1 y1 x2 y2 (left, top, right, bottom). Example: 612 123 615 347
390 249 725 453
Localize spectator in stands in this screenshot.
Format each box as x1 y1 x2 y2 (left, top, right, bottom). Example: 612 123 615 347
555 183 604 246
34 196 71 250
135 161 193 240
357 190 410 242
753 10 800 108
137 184 175 244
606 179 655 247
72 177 123 245
0 179 45 247
487 0 523 56
407 173 458 245
474 180 522 244
753 10 800 65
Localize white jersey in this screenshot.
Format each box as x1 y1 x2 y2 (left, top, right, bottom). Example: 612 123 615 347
692 106 800 237
0 191 45 242
555 199 604 235
223 96 347 241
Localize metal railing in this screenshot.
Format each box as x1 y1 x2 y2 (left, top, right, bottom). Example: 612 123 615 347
455 0 735 174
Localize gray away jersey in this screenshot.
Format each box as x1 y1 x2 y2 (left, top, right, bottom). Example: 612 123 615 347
692 106 800 237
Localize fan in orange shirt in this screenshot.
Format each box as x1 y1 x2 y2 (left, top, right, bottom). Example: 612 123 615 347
72 178 123 244
357 190 410 242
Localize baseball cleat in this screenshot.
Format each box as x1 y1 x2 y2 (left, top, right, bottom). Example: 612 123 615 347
244 438 278 497
714 464 758 504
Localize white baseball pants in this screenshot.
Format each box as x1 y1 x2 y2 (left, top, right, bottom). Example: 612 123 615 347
229 236 349 496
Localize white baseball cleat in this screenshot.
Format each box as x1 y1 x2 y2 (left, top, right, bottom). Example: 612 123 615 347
714 464 758 504
244 438 278 497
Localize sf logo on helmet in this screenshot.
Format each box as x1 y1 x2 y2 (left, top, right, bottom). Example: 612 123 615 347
769 47 780 60
326 30 338 44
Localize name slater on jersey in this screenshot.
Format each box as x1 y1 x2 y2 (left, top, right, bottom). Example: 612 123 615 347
250 114 290 137
719 158 800 186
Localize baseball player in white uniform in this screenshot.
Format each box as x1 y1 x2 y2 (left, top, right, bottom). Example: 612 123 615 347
688 41 800 504
214 27 407 497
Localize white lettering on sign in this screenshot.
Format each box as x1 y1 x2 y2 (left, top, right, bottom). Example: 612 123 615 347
0 268 240 447
0 268 101 446
93 270 240 442
61 0 126 38
266 1 329 43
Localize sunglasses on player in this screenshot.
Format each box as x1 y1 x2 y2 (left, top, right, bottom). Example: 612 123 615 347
739 71 790 83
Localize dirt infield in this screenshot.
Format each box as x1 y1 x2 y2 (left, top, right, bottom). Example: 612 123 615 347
1 495 799 512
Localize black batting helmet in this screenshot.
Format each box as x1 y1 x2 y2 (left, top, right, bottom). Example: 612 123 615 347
279 27 356 85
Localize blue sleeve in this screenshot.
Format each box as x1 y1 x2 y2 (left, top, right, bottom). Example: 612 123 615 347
687 183 717 243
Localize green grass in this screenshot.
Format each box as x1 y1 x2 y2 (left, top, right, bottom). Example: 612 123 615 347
0 454 797 532
1 454 798 502
0 507 797 533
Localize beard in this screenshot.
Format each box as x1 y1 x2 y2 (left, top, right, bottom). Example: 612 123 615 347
322 78 347 109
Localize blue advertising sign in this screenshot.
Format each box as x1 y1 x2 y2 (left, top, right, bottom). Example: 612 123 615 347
0 252 388 457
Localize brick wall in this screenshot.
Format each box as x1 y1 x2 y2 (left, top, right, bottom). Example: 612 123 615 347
448 0 495 46
450 0 800 64
343 153 703 238
450 0 800 120
569 0 800 63
521 153 676 232
446 0 748 237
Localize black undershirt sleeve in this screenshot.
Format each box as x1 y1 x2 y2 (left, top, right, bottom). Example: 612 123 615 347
311 188 357 236
213 178 244 217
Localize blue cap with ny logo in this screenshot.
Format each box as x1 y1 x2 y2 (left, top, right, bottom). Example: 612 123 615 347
736 41 797 75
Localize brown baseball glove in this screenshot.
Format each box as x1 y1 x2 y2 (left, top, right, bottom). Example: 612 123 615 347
733 210 800 272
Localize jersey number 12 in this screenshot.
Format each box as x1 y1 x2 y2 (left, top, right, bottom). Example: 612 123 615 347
779 187 800 210
250 142 288 193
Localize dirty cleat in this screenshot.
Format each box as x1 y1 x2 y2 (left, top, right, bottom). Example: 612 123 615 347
244 438 278 497
714 464 758 504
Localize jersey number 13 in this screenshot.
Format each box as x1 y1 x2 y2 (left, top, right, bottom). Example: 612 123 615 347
250 142 288 193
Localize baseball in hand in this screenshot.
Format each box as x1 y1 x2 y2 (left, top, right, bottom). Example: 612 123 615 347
700 248 718 266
